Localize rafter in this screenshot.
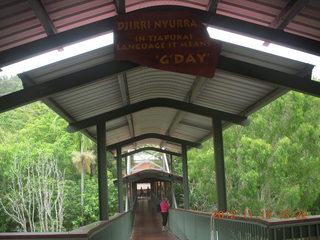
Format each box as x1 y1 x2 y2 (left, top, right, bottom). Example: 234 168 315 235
66 98 249 133
106 133 201 150
208 0 219 13
28 0 57 36
114 0 126 14
160 76 208 148
0 60 138 113
271 0 309 30
121 147 181 158
118 72 136 143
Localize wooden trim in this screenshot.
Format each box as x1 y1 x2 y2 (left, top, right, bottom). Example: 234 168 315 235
0 211 131 239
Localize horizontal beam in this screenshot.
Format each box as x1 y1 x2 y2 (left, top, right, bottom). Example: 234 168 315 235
0 61 138 113
218 56 320 97
106 133 201 150
67 98 249 132
1 5 318 68
121 147 181 158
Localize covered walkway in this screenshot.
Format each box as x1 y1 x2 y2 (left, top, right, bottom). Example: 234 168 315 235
130 198 179 240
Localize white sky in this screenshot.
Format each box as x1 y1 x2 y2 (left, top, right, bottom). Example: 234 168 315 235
0 27 319 78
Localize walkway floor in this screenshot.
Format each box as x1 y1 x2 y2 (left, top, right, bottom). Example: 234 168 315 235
130 198 180 240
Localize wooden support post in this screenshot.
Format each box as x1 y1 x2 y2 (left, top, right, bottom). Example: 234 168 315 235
170 154 173 173
117 146 124 213
182 144 190 209
96 122 108 220
212 118 227 211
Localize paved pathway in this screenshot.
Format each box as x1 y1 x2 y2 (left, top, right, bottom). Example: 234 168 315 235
130 198 180 240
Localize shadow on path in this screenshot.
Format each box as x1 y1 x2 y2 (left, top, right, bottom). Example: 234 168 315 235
130 198 180 240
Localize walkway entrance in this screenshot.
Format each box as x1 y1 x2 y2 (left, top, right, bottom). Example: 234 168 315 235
130 198 179 240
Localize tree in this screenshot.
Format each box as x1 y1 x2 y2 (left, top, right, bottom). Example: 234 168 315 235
188 92 320 216
71 133 96 217
0 156 65 232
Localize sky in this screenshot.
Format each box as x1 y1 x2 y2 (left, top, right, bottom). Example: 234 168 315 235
0 27 319 79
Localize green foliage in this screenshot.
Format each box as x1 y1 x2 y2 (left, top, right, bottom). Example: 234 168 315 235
188 92 320 216
0 75 23 96
0 93 119 231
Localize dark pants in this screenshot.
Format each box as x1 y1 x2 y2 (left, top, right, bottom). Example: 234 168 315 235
161 212 168 226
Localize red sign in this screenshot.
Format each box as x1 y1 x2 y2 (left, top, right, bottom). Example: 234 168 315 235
114 10 221 78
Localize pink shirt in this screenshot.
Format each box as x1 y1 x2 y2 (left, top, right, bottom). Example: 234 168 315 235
160 201 170 213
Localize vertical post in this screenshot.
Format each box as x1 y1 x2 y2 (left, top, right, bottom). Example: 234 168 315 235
129 183 134 208
182 144 190 209
170 154 173 173
164 153 170 172
96 122 108 220
127 155 131 175
125 183 129 212
117 146 124 213
171 183 177 208
212 118 227 211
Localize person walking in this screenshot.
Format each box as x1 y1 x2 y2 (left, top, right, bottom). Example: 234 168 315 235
159 197 170 231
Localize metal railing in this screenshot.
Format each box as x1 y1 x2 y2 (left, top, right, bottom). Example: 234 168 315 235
213 216 320 240
0 210 134 240
169 208 212 240
169 208 320 240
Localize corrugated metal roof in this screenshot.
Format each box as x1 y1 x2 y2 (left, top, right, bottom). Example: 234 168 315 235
216 0 286 26
19 39 312 153
194 70 275 114
0 0 319 55
132 108 177 135
44 0 116 32
0 0 45 51
127 67 195 103
126 0 209 12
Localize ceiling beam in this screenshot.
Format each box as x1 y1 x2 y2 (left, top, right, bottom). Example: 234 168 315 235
179 120 212 131
115 0 126 14
121 147 181 158
118 73 136 140
66 98 249 133
0 60 138 113
106 133 201 150
28 0 57 36
271 0 309 30
217 56 320 97
0 5 319 68
208 0 219 13
160 76 208 148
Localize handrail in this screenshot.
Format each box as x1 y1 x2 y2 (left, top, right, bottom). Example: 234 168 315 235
0 210 132 239
170 208 320 226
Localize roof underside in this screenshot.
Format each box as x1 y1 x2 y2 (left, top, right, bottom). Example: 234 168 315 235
115 169 183 183
1 0 319 155
19 41 313 153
